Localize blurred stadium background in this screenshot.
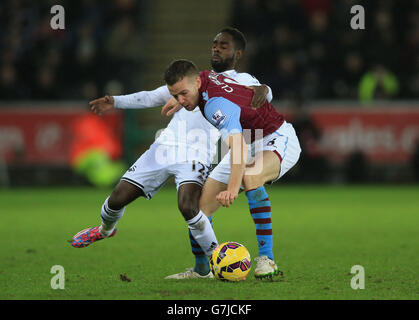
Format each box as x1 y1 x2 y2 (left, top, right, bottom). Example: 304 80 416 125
0 0 418 188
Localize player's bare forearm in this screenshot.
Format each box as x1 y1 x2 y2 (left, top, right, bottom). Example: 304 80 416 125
216 133 247 207
229 133 247 190
228 163 245 195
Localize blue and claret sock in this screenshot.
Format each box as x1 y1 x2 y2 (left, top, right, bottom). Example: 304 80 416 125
246 186 274 260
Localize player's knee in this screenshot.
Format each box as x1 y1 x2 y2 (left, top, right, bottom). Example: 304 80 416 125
108 181 145 210
178 184 201 220
243 174 264 191
178 201 199 221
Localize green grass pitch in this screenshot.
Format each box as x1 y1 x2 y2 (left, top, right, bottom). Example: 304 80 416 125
0 185 418 300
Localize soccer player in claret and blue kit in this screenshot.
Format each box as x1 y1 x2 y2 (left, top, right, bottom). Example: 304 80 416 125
71 28 277 279
164 60 301 279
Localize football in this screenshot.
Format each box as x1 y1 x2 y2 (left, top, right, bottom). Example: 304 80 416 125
209 242 251 281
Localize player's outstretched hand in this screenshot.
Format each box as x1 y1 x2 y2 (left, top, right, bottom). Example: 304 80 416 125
246 85 268 109
216 190 238 208
161 97 183 116
89 95 114 115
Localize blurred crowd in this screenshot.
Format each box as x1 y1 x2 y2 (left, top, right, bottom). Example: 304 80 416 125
1 0 418 102
0 0 145 101
232 0 419 101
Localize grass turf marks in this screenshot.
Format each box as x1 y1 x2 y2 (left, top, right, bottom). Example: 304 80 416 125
0 185 418 299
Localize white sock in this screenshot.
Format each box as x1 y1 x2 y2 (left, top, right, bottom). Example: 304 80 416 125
100 197 125 236
186 210 218 257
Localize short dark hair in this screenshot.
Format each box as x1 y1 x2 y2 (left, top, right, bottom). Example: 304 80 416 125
164 59 199 85
218 27 247 51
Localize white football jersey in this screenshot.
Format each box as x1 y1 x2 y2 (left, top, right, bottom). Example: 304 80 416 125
113 70 272 165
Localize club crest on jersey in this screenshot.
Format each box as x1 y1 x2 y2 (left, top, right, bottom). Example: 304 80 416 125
212 109 226 126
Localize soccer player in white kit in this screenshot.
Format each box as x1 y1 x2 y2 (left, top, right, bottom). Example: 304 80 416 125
70 27 273 279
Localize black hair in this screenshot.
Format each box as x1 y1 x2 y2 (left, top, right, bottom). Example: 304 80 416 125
164 59 199 85
218 27 247 51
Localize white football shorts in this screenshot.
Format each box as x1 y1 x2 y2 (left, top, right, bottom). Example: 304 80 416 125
121 142 211 199
208 121 301 185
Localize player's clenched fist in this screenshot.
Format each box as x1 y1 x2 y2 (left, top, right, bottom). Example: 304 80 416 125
89 95 114 115
216 190 238 208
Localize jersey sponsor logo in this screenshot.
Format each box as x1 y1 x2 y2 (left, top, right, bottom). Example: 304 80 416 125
212 109 226 126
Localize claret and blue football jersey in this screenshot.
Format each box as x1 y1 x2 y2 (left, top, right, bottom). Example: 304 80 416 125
197 70 285 142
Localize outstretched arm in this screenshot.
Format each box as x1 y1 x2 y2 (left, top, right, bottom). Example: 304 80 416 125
89 85 180 116
112 85 172 109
